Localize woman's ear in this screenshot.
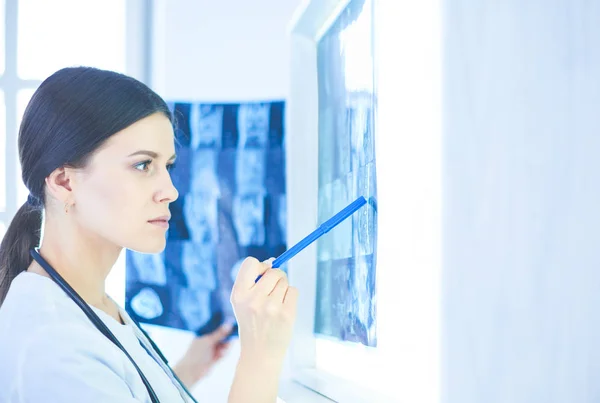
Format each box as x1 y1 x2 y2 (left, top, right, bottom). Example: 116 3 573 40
44 166 74 204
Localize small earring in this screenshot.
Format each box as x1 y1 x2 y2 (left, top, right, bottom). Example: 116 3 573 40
64 202 70 214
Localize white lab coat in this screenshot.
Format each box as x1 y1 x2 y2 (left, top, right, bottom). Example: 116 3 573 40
0 271 192 402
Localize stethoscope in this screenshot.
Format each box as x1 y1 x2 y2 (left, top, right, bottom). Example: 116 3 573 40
29 248 199 403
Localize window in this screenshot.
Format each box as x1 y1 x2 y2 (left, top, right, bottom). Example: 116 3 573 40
0 0 148 305
15 88 34 206
1 0 127 213
0 0 5 74
0 90 5 212
17 0 126 80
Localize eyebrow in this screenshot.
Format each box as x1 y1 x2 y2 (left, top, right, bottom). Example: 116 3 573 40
128 150 177 161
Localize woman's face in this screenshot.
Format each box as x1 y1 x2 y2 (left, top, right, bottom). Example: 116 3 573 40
70 112 178 254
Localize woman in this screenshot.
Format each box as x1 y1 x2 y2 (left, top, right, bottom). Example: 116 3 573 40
0 67 297 402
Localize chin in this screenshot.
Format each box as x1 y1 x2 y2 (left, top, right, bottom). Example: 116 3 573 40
126 237 167 255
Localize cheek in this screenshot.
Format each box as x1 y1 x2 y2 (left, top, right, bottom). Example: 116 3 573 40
77 173 137 232
75 170 166 253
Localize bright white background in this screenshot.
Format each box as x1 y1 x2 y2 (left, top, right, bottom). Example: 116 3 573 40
441 1 600 402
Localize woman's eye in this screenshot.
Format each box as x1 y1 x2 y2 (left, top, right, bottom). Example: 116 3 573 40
134 160 152 172
166 162 176 172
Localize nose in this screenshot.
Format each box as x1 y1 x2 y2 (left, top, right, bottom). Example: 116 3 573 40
155 170 179 204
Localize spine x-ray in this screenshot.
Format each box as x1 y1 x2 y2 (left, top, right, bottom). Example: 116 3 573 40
125 101 286 338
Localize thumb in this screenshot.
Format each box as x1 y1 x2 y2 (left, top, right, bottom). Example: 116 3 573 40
210 322 234 341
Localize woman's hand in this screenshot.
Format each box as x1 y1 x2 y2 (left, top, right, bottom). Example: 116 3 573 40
173 323 233 388
231 257 298 364
228 257 298 403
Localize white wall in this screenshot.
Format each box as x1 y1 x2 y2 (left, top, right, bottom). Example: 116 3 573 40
442 1 600 402
152 0 300 102
145 1 303 402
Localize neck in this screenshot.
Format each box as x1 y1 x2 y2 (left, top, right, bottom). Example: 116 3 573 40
30 215 122 308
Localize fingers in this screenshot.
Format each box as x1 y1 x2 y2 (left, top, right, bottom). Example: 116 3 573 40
254 268 287 295
231 257 295 323
254 257 275 283
217 342 230 352
214 343 230 360
283 286 299 315
233 257 271 290
210 322 234 342
269 275 289 303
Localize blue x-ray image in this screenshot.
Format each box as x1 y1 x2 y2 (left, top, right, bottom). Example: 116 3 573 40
349 101 374 170
233 192 266 247
190 104 224 149
181 241 216 290
177 287 212 331
235 149 266 193
237 103 270 148
191 149 219 193
277 194 287 244
125 101 286 337
130 287 164 320
317 183 334 262
331 177 353 260
314 0 377 348
183 193 219 244
184 150 219 244
354 163 376 256
127 250 168 286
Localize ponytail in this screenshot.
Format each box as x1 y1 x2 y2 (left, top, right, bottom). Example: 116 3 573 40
0 66 172 306
0 201 42 306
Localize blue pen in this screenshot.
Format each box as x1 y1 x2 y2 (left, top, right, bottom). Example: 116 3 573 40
256 196 368 281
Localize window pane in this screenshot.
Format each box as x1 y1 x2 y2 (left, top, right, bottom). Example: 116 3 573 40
0 90 5 211
16 89 35 206
0 0 5 74
17 0 126 80
0 221 6 242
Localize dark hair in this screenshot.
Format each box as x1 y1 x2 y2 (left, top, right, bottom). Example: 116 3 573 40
0 66 172 305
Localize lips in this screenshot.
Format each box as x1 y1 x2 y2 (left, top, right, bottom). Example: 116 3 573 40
148 216 170 229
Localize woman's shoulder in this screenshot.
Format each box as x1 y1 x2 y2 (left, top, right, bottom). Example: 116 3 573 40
0 313 138 403
0 272 120 352
0 273 133 402
1 272 71 327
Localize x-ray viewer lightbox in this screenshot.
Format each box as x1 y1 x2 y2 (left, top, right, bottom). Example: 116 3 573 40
313 0 377 348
